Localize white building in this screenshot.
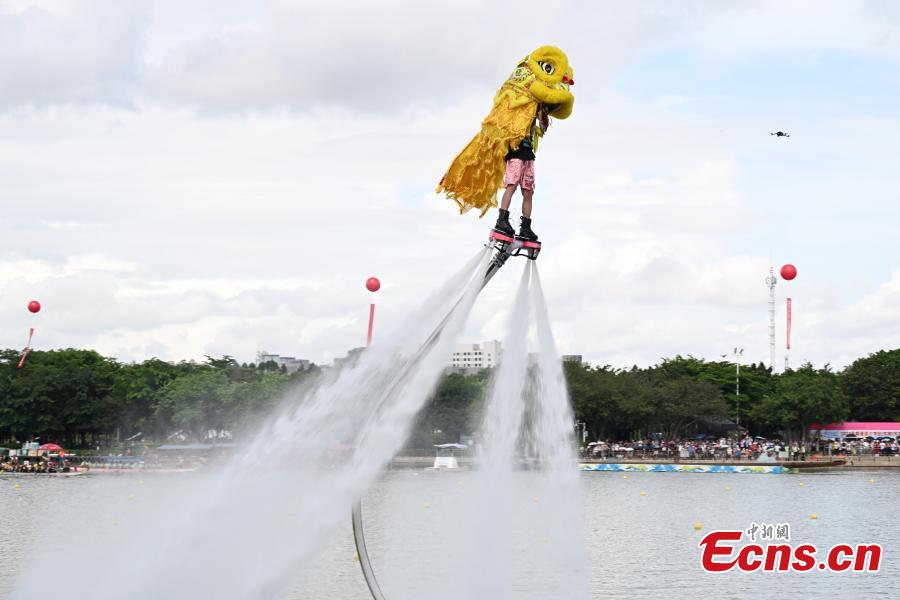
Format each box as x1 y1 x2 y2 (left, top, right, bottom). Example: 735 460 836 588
256 351 311 373
450 340 501 369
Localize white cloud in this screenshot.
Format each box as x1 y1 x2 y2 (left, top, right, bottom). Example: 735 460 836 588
0 0 149 109
141 0 742 113
684 0 900 60
4 1 898 114
1 1 899 370
65 253 137 273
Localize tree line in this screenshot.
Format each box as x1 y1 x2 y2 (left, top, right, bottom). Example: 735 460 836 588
414 349 900 448
0 350 315 447
1 347 898 449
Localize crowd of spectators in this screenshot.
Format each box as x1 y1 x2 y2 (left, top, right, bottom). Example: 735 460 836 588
582 436 789 461
819 438 898 457
582 434 900 461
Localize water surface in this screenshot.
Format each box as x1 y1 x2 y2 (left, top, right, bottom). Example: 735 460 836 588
2 468 897 598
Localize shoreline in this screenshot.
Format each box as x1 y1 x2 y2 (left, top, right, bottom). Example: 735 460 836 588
390 456 900 469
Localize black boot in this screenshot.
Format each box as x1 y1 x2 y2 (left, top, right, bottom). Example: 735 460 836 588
493 208 515 236
517 216 538 241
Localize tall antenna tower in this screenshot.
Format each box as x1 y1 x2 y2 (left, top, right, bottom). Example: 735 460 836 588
765 266 777 370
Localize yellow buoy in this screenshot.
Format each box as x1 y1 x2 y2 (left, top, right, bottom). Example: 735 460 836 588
810 513 818 520
14 483 21 489
623 475 628 479
639 491 647 496
353 552 359 562
724 486 731 491
693 522 702 530
869 479 875 484
112 518 119 526
128 495 135 501
799 482 806 487
423 501 431 509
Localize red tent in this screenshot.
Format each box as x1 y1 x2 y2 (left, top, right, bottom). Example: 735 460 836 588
38 443 64 454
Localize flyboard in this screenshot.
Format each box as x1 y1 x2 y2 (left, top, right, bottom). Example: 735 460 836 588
352 228 540 600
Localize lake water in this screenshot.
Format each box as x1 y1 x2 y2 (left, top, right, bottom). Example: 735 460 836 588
2 468 898 598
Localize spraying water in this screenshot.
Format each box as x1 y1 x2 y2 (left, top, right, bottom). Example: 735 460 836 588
467 262 588 599
467 264 533 599
524 263 589 598
15 249 492 600
15 247 588 599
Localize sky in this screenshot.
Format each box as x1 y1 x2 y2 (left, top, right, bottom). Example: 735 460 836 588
1 0 899 369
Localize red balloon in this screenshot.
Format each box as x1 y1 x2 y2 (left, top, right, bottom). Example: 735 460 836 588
780 264 797 281
27 300 41 313
365 277 381 292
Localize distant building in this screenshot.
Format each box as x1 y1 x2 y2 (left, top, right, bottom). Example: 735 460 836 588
256 351 311 373
450 340 501 370
562 355 583 364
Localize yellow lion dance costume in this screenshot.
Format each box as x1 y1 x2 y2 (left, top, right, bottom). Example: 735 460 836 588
437 46 575 216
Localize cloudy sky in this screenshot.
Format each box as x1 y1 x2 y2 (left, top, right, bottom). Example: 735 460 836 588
1 0 899 369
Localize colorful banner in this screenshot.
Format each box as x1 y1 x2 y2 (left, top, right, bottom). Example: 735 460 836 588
579 463 791 474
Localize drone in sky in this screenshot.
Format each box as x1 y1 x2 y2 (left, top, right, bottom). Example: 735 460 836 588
770 131 790 137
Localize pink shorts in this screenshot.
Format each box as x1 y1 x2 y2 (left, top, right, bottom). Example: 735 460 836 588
504 159 535 191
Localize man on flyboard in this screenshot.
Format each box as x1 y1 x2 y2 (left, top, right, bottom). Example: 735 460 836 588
437 46 575 242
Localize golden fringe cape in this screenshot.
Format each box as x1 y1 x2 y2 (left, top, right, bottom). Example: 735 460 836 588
437 46 574 217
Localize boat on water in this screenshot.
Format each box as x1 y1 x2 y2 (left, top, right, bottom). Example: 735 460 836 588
1 442 87 476
424 443 469 471
1 470 87 478
87 465 203 474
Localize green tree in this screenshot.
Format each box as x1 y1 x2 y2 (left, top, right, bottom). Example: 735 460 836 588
646 376 728 439
609 367 657 438
657 356 773 429
154 369 231 437
842 349 900 421
105 359 197 439
0 349 119 446
408 372 486 448
226 372 293 434
752 363 849 447
565 362 618 439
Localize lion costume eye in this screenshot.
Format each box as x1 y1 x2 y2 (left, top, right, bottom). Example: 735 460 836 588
538 61 555 75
